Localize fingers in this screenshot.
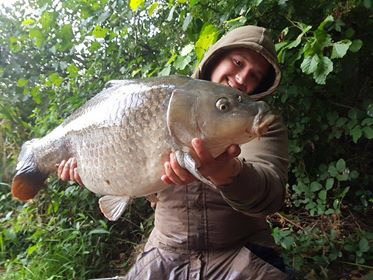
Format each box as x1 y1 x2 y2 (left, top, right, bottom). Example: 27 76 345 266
69 158 77 183
56 158 84 186
169 153 194 183
58 159 71 181
191 138 213 163
216 144 241 162
161 153 195 185
74 169 84 186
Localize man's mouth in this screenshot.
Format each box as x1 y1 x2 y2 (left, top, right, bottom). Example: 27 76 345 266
227 78 234 88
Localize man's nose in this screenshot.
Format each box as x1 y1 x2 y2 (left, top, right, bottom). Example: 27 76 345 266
235 68 250 85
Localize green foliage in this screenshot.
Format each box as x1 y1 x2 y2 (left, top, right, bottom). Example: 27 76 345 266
1 0 372 278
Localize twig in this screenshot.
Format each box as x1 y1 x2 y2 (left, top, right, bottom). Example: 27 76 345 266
347 208 362 232
275 212 304 230
328 100 355 110
337 261 373 270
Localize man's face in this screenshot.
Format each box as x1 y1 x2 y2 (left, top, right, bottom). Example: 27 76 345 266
210 48 270 95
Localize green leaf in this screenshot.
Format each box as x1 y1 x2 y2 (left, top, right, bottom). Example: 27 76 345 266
17 79 28 87
31 86 41 104
325 178 334 190
158 65 171 76
331 40 352 59
301 54 319 74
363 0 372 8
190 0 199 7
49 73 64 87
336 159 346 172
90 42 101 52
30 28 44 47
319 190 327 200
195 24 219 62
310 182 322 192
182 13 193 31
363 127 373 139
318 15 334 31
97 11 111 24
167 5 176 21
313 56 333 84
336 117 348 128
350 170 359 179
57 24 74 50
148 2 159 17
67 64 79 78
93 25 109 38
367 104 373 117
174 55 192 70
27 245 38 255
349 39 363 52
130 0 145 11
287 25 312 49
40 12 54 30
178 0 187 3
359 238 370 252
350 126 362 143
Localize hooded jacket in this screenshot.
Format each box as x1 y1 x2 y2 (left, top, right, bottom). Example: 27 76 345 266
125 25 289 280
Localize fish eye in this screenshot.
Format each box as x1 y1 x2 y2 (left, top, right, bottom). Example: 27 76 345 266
216 97 230 112
236 94 242 103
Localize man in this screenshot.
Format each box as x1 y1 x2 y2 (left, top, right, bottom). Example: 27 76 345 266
59 25 290 279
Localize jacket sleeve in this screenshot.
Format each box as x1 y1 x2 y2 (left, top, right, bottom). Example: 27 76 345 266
219 115 288 217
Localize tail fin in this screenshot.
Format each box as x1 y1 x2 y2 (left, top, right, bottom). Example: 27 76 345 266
12 139 47 201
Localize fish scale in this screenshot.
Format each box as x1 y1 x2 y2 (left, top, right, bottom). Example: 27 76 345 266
11 76 275 221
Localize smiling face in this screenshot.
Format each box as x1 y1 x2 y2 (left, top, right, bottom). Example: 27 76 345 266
210 48 271 95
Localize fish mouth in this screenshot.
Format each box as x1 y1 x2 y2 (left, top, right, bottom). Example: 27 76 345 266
247 112 276 138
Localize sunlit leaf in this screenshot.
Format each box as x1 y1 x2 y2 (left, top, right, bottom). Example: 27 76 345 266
93 25 109 38
331 40 352 59
22 19 35 26
130 0 145 11
195 24 219 62
318 15 334 31
148 2 159 17
67 64 79 78
180 44 194 56
17 79 28 87
182 13 192 31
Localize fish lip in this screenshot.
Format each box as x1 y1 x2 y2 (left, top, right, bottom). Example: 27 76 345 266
247 111 276 137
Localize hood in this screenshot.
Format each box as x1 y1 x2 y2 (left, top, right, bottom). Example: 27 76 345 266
192 25 281 100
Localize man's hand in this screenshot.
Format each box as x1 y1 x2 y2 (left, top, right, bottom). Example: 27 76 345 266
56 157 84 186
161 138 242 187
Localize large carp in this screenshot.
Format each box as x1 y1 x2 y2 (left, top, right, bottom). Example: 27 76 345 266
12 76 275 221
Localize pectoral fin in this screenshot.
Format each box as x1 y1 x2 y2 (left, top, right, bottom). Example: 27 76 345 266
175 150 218 190
98 195 132 221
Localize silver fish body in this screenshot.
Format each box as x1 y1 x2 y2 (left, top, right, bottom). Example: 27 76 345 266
12 76 274 220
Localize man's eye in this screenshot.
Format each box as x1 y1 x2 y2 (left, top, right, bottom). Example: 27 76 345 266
233 59 242 66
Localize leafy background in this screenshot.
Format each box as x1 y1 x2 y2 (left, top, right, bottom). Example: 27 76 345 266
0 0 372 279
